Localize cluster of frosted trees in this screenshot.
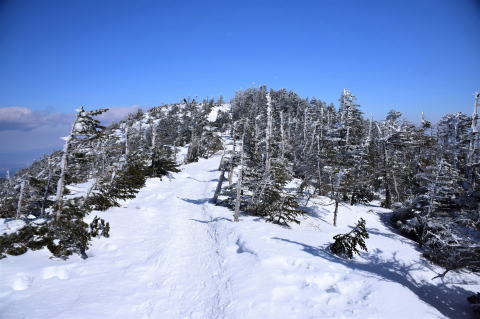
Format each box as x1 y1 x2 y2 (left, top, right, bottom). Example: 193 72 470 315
218 87 479 272
0 98 221 258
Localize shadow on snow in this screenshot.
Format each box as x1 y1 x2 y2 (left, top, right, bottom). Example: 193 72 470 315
179 197 212 205
186 176 218 183
190 217 232 224
272 237 477 319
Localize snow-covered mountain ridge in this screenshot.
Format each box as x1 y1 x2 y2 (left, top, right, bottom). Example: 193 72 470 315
1 87 480 317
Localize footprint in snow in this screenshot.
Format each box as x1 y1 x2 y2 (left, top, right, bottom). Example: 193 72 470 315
42 266 70 280
235 238 257 256
104 243 118 251
11 274 33 291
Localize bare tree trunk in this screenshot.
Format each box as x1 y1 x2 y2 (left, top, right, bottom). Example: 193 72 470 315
40 156 53 217
468 92 479 186
384 185 392 209
212 169 225 205
280 111 285 158
81 178 97 208
376 124 392 208
317 160 322 194
333 200 339 227
303 106 308 156
228 122 237 186
16 180 27 219
346 125 350 146
367 116 373 144
392 173 400 202
55 109 81 221
125 125 129 161
218 156 224 170
265 92 273 172
151 121 158 151
309 121 317 154
228 162 234 186
185 132 197 163
101 141 107 175
329 175 339 226
234 121 247 222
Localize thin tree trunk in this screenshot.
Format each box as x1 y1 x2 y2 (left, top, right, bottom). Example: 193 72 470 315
55 109 81 220
228 122 237 186
376 126 391 208
333 200 339 227
234 121 247 222
125 125 129 161
309 121 317 154
367 116 373 144
303 106 308 156
16 180 27 219
317 160 322 194
392 173 400 202
228 162 234 186
265 92 272 172
101 141 107 175
212 169 225 205
40 156 53 217
81 178 97 208
151 121 158 151
468 92 479 185
280 111 285 158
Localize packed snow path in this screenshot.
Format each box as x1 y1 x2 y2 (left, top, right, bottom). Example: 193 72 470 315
1 155 479 318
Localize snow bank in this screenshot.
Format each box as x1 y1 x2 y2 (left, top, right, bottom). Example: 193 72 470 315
208 103 230 122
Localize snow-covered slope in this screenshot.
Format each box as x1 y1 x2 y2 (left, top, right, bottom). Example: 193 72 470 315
1 154 479 318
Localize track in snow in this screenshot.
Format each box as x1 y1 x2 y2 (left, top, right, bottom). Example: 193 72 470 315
134 157 235 319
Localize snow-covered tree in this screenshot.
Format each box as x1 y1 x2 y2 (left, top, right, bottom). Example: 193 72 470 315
55 107 108 220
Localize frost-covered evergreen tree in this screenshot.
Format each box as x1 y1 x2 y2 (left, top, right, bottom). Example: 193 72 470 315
55 107 108 220
253 158 304 226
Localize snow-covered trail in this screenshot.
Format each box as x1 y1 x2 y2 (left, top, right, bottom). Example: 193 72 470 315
0 156 238 319
132 158 235 319
1 154 479 318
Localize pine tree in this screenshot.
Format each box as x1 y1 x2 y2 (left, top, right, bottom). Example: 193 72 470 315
330 218 369 259
253 159 304 226
415 158 463 216
87 161 147 211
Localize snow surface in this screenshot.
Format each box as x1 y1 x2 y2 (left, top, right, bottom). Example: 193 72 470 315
208 104 230 122
1 154 479 318
64 180 96 200
0 219 26 235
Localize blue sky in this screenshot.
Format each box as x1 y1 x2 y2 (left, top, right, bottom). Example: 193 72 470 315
0 0 479 174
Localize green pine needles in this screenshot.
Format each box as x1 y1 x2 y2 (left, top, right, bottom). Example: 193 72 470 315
0 215 110 260
330 218 369 259
87 162 147 211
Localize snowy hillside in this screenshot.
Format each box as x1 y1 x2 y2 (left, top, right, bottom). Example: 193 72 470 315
1 153 479 319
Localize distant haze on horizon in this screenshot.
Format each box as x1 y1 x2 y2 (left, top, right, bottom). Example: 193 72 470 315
1 0 479 176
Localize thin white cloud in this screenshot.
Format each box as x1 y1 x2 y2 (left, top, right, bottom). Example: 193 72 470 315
98 105 144 124
0 107 72 131
0 105 145 150
0 104 147 173
0 105 144 132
